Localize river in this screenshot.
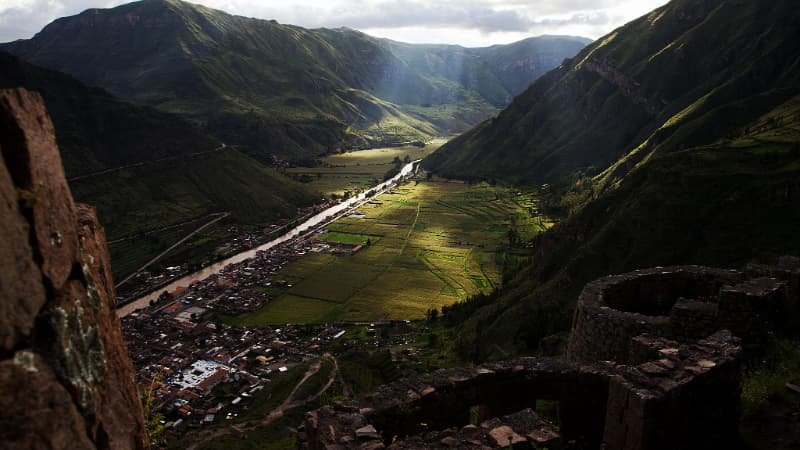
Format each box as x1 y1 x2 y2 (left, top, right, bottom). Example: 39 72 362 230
116 159 420 317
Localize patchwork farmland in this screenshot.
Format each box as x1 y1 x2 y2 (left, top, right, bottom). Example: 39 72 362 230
221 179 551 325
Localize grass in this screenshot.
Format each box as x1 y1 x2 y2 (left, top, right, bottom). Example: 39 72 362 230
285 143 441 197
292 359 334 401
739 338 800 450
220 178 550 324
223 295 343 327
320 232 374 245
172 363 310 450
741 338 800 417
76 148 319 281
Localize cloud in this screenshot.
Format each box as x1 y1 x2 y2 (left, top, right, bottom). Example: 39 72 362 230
0 0 123 41
304 1 536 33
0 0 669 44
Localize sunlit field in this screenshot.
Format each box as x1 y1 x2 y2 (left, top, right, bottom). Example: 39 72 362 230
220 178 552 325
285 141 444 197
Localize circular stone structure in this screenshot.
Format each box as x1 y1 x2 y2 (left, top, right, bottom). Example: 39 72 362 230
565 265 793 363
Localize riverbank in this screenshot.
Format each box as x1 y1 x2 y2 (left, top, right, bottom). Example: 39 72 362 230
116 160 421 317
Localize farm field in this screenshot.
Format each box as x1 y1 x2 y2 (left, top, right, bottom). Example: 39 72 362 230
285 141 443 197
221 178 552 325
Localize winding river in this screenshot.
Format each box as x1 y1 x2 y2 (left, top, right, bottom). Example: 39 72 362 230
116 160 420 317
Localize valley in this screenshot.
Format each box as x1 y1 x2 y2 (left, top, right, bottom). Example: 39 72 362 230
216 178 550 325
0 0 589 161
2 0 799 449
117 150 552 322
286 141 444 197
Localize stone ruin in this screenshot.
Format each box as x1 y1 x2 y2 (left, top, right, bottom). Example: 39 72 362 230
568 264 797 362
300 263 800 450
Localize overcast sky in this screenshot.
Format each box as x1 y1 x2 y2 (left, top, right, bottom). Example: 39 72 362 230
0 0 669 46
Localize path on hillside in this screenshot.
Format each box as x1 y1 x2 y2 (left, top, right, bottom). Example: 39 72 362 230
68 143 227 182
115 212 230 288
118 160 421 316
186 354 339 450
108 212 229 245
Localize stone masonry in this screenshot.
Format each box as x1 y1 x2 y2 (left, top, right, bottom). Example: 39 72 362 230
568 265 796 362
300 262 799 450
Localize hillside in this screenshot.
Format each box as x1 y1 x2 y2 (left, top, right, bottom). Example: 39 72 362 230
425 0 800 184
434 0 800 361
385 35 591 108
0 51 318 277
0 0 588 160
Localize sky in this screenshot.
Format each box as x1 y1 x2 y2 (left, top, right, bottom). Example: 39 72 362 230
0 0 669 46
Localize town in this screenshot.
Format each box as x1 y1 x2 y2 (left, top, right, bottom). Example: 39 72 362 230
115 160 420 308
119 187 426 444
114 199 342 306
121 277 423 445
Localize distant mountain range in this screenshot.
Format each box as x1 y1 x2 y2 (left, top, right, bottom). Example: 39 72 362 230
0 0 588 280
0 0 589 161
428 0 800 360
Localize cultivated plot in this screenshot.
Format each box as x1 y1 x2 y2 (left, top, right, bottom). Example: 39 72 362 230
223 179 550 324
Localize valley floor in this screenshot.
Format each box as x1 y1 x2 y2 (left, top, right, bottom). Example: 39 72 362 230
111 143 443 294
216 178 550 325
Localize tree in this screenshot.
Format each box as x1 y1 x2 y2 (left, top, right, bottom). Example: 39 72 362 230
143 371 168 446
507 227 519 247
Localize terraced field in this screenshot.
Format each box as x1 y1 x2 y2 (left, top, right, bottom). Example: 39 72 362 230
285 142 442 197
223 179 552 325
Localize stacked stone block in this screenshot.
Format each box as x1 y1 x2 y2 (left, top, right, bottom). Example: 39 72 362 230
301 261 799 450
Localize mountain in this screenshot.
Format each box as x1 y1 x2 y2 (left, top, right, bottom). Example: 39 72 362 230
384 36 592 108
0 51 317 277
0 0 588 160
425 0 800 184
432 0 800 360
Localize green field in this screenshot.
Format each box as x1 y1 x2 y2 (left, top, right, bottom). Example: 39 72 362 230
285 142 442 197
221 179 551 325
321 232 374 245
109 144 441 281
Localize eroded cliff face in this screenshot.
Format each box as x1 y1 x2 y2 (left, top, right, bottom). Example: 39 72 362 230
0 88 147 450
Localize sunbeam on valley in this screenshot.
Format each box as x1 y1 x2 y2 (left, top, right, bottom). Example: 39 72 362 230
0 1 798 449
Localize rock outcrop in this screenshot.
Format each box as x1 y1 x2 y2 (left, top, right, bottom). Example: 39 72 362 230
0 88 147 449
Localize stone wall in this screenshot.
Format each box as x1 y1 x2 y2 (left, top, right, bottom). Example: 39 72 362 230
300 260 800 450
0 88 148 450
300 331 742 450
566 265 795 362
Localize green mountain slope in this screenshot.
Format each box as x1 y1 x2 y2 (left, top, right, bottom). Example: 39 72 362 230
0 0 588 159
0 51 220 178
425 0 800 184
433 0 800 361
385 36 591 108
0 51 317 277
